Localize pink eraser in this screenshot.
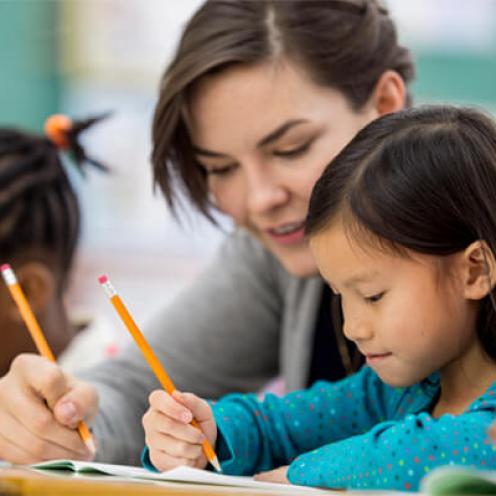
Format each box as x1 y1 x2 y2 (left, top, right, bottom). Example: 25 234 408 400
1 264 11 272
98 275 108 284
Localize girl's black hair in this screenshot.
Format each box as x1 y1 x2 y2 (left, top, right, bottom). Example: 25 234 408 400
305 105 496 359
0 115 108 291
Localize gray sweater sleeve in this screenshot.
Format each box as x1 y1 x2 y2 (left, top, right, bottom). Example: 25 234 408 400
79 230 283 465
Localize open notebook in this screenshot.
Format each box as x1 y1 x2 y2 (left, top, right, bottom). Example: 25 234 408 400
31 459 326 493
420 465 496 495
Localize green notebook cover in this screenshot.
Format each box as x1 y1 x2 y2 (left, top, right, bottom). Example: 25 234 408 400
421 466 496 495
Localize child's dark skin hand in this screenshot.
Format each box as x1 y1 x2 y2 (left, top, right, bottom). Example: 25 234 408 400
0 354 98 463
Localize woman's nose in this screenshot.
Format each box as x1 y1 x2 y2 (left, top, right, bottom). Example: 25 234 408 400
246 169 288 215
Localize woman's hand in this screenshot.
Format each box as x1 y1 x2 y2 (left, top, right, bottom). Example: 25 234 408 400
254 465 290 484
143 389 217 472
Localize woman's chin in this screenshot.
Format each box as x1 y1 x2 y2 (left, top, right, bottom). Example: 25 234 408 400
250 229 319 277
275 249 319 278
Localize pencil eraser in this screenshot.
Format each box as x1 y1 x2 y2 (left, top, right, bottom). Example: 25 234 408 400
98 275 108 285
1 264 11 272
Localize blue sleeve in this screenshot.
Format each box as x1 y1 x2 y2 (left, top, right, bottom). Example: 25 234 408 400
213 366 393 475
287 393 496 492
141 446 158 472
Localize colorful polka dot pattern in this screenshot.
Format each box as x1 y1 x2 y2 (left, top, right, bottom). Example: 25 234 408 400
212 366 496 492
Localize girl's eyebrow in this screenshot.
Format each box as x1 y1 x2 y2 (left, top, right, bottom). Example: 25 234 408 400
192 118 310 158
343 271 380 288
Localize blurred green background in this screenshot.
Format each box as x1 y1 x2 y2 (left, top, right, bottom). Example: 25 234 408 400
1 0 495 131
0 0 60 130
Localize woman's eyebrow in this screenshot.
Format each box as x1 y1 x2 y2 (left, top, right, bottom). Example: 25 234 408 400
257 119 309 148
192 118 310 158
192 146 227 158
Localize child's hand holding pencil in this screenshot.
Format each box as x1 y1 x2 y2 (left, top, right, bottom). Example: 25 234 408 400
0 264 98 463
143 389 218 472
99 274 221 472
0 353 98 463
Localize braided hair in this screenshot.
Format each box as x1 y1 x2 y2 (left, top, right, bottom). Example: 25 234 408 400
0 114 108 292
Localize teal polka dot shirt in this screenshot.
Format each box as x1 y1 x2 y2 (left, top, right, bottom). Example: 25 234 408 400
212 366 496 492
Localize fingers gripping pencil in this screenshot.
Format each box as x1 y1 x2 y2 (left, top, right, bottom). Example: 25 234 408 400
1 264 96 454
98 274 221 472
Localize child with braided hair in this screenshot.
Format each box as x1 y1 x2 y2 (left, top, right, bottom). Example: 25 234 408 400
0 114 108 378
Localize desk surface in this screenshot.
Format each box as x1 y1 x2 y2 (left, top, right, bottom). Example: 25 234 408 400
0 466 352 496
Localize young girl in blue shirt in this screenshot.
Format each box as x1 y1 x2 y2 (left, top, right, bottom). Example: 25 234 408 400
141 105 496 492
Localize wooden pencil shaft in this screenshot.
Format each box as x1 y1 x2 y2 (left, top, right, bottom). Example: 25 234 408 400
77 422 92 442
2 272 95 452
110 295 176 393
10 284 55 361
106 288 218 466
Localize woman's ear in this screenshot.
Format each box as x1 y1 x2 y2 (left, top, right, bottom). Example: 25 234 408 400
7 262 56 322
371 70 406 116
462 241 496 301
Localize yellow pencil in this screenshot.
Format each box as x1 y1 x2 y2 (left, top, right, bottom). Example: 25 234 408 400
98 274 221 472
1 264 96 454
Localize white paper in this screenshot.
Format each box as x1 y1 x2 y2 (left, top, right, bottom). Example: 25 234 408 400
31 460 326 493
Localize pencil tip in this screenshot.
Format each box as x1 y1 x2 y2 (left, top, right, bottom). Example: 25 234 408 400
85 437 97 455
211 457 222 473
98 275 108 285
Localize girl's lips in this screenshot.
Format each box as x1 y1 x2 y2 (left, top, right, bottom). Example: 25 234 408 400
366 352 392 365
267 225 306 245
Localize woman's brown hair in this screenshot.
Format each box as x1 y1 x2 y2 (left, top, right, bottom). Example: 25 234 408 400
152 0 415 221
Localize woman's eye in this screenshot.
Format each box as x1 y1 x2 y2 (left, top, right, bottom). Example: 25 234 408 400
205 164 237 176
364 292 384 304
273 141 312 159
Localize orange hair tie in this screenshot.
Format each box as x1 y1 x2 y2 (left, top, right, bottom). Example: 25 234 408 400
44 114 73 150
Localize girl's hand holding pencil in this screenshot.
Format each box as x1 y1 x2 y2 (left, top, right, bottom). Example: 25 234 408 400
99 274 221 472
143 389 217 472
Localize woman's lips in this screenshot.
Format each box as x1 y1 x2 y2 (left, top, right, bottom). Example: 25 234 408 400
267 221 306 245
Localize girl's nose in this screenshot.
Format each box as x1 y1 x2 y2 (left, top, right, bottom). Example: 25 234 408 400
343 315 374 343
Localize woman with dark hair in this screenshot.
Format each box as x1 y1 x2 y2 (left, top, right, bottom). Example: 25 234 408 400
0 0 414 465
143 105 496 491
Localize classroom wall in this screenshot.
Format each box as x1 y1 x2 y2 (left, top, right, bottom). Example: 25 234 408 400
0 0 61 130
392 0 496 111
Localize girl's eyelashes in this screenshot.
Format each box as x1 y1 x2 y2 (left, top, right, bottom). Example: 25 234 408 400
364 292 385 304
273 141 313 159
